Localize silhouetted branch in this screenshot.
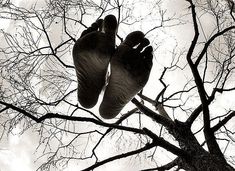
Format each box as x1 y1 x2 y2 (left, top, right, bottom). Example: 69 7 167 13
212 111 235 132
82 142 156 171
35 13 74 69
227 0 235 21
0 101 145 135
91 108 138 161
186 104 202 126
0 106 9 113
143 128 188 158
186 0 199 66
37 88 77 106
141 157 179 171
131 98 174 129
186 0 225 159
62 7 76 42
195 26 235 67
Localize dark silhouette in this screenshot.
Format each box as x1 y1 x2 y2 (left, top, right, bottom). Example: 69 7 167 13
100 31 153 119
1 1 234 170
73 17 153 119
73 15 117 108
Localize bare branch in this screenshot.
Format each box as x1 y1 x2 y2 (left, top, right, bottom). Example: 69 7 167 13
141 157 179 171
0 100 145 135
91 108 138 160
131 98 174 129
186 0 225 159
212 111 235 132
186 0 199 66
143 128 188 158
195 26 235 67
186 104 202 126
0 106 9 113
82 142 155 171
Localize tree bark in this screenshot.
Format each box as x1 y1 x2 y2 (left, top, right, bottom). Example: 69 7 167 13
170 121 234 171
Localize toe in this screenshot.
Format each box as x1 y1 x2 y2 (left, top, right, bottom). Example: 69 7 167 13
90 23 98 30
103 15 118 33
142 46 153 56
96 19 103 31
136 38 150 52
123 31 145 47
80 19 104 38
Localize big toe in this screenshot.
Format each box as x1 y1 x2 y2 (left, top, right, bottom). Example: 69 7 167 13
103 15 118 33
123 31 145 47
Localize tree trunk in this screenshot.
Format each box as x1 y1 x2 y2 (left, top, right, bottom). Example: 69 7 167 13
170 121 234 171
179 154 234 171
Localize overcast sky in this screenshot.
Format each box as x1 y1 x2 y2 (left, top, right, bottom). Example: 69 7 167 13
0 0 234 171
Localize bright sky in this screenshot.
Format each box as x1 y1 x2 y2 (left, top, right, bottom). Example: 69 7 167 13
0 0 234 171
0 1 176 170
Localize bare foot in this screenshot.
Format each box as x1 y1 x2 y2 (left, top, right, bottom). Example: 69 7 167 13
99 31 153 119
73 15 118 108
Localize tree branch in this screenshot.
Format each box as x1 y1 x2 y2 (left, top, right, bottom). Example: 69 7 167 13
186 0 225 159
186 0 199 66
143 128 189 159
82 142 155 171
195 26 235 67
212 111 235 132
131 98 174 129
227 0 235 21
141 157 179 171
186 104 202 126
138 93 171 120
91 108 138 160
0 101 145 135
0 106 10 113
35 13 74 69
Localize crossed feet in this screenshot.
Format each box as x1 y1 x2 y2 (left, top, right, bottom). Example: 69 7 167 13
73 15 153 119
